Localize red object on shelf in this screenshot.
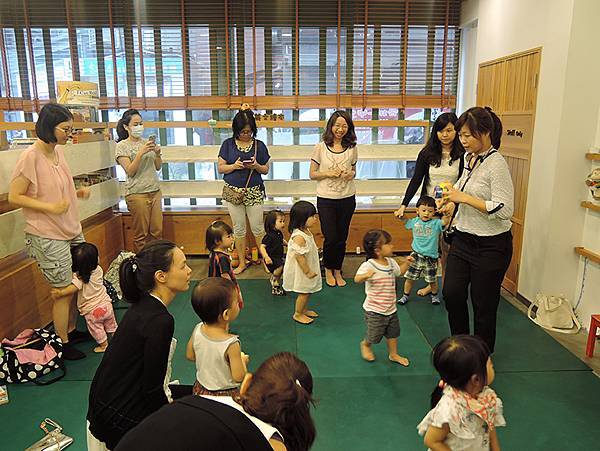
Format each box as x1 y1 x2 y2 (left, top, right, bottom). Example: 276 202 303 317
585 314 600 358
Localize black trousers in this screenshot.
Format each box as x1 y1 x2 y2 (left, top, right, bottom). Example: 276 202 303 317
442 230 512 353
317 195 356 270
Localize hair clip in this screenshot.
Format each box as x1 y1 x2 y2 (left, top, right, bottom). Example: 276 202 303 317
295 379 302 389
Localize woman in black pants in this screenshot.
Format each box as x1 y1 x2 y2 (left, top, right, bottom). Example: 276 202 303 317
441 107 514 353
394 112 464 295
310 110 358 287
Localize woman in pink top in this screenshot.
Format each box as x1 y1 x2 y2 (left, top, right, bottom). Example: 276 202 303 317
8 103 91 360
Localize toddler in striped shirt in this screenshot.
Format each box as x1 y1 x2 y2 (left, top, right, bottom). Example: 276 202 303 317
354 229 413 366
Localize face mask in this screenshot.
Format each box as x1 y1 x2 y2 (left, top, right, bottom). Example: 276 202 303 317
130 125 144 138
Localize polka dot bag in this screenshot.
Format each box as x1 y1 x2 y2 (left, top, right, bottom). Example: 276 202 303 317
0 328 65 385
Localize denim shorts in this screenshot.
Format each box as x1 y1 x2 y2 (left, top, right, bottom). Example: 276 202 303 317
26 233 85 288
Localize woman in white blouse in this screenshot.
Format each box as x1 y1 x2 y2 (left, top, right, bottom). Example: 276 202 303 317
310 111 358 287
394 112 464 294
440 106 514 353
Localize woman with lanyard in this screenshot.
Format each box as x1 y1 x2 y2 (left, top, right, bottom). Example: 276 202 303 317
440 106 514 353
9 103 91 361
115 109 163 253
394 112 464 294
218 108 270 274
310 110 358 287
87 240 192 450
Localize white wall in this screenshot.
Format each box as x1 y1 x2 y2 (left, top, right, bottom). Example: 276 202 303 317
459 0 600 328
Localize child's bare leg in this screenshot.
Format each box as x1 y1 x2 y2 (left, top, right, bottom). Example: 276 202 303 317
387 338 409 366
399 279 413 304
429 280 441 304
293 294 314 324
403 279 414 295
94 340 108 353
360 339 375 362
417 285 432 296
429 280 438 295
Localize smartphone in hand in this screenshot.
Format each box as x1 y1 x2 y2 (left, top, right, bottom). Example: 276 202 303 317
148 134 157 144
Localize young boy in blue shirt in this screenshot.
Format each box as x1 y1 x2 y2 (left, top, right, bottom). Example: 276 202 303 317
399 196 449 305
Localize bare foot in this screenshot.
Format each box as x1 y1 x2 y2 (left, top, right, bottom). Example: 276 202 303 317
360 340 375 362
334 271 347 287
389 354 409 366
304 310 319 318
293 313 314 325
417 286 432 296
325 269 336 287
233 263 248 275
94 345 108 353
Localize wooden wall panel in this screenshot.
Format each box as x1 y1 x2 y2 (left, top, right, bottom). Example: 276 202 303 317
0 211 124 340
477 48 541 294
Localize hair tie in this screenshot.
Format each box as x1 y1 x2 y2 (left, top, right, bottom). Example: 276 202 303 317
130 256 138 273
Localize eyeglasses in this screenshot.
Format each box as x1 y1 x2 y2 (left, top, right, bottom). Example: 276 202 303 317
55 127 73 135
239 130 253 136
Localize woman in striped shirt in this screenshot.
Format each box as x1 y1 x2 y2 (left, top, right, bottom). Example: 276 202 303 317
440 107 514 353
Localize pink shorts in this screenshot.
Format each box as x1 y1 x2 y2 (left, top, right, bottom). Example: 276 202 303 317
84 303 118 344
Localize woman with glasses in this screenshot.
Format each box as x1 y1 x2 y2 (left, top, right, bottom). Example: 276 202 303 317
217 108 270 274
310 110 358 287
9 103 91 360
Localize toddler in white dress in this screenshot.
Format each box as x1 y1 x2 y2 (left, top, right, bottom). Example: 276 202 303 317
283 201 322 325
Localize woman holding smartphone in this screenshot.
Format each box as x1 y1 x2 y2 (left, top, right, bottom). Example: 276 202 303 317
116 109 163 253
217 108 270 274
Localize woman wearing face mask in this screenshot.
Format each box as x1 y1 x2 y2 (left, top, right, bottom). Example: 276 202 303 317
115 109 163 253
9 103 91 360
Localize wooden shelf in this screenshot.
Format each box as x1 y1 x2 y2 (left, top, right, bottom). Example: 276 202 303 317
575 247 600 265
586 153 600 161
581 201 600 213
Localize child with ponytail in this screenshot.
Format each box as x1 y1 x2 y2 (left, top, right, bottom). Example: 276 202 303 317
418 335 505 451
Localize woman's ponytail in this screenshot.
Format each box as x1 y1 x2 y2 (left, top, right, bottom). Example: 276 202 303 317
116 118 129 142
484 106 502 150
119 240 177 303
119 256 141 302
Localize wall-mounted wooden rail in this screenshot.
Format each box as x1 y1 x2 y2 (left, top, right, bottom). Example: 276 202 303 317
574 247 600 265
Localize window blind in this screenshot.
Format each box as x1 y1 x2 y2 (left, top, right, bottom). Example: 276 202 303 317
0 0 461 112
